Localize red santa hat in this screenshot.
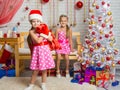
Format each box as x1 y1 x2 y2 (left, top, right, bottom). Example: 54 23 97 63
29 10 43 22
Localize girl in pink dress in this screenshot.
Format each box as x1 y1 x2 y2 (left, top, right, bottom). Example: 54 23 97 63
24 10 55 90
56 15 74 78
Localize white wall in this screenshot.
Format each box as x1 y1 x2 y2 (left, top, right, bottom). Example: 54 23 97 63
0 0 120 50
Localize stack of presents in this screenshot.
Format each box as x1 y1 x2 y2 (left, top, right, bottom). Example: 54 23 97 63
0 59 15 78
71 62 119 90
0 44 15 78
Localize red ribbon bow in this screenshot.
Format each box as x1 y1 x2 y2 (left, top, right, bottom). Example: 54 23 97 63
96 71 109 86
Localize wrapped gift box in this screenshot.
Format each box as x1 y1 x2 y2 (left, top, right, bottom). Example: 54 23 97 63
96 70 110 89
0 69 15 78
73 62 86 84
73 62 82 78
84 67 96 85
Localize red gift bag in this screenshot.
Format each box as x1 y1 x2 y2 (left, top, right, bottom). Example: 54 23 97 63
49 33 61 51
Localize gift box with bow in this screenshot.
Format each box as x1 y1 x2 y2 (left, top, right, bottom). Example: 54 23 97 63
84 67 96 85
96 70 110 89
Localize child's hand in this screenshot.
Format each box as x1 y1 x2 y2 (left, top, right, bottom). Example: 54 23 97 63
47 35 53 41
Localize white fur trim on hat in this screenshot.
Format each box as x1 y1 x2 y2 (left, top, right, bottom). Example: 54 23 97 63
4 44 13 53
29 14 43 22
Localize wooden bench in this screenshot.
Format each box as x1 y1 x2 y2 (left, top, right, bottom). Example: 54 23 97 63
15 31 82 76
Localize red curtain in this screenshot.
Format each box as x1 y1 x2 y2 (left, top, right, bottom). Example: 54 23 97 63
0 0 24 25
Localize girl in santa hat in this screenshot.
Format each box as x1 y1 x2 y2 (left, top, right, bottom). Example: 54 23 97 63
55 15 74 78
24 9 55 90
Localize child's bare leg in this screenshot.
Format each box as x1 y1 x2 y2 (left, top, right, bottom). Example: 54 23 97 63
41 70 47 90
65 54 69 72
56 54 61 78
24 70 39 90
30 70 39 84
56 54 61 73
65 54 70 78
41 70 47 83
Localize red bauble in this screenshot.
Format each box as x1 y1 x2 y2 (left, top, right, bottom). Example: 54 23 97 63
97 63 101 67
25 6 29 11
102 23 106 28
96 5 99 9
91 15 95 19
86 60 90 64
109 31 112 34
107 3 110 7
118 61 120 64
105 65 110 69
43 0 49 3
89 25 92 29
97 42 101 47
99 36 102 39
101 1 105 5
92 31 95 35
90 48 94 52
86 40 91 44
110 24 113 28
17 22 20 26
105 34 109 38
83 64 86 68
76 1 83 9
106 56 110 61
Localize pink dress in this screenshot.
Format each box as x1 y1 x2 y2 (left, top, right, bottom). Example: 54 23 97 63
30 34 55 70
56 31 71 54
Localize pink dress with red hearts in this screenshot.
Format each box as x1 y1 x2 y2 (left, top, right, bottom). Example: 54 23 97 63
56 31 71 54
30 34 55 70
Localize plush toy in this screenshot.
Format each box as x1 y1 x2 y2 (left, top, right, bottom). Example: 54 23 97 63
36 23 51 38
36 23 61 50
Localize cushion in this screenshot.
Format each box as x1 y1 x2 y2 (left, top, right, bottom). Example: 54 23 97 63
19 48 78 55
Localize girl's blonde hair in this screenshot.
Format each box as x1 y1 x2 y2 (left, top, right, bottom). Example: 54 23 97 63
59 14 70 38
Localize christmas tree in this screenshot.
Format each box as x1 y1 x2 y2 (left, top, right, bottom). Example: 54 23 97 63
78 0 120 78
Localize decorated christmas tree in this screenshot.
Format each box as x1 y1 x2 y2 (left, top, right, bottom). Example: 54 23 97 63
78 0 120 80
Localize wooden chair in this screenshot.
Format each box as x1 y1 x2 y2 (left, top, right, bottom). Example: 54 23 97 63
15 31 82 76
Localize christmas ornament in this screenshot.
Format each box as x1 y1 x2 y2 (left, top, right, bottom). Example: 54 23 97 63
112 63 115 67
17 22 20 26
97 42 101 47
43 0 49 3
89 8 94 13
109 24 113 28
107 11 112 16
101 1 105 5
105 65 110 69
118 61 120 64
105 34 109 38
97 62 101 67
96 5 99 9
106 56 111 61
76 1 83 9
92 3 96 7
25 6 29 11
102 23 106 28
